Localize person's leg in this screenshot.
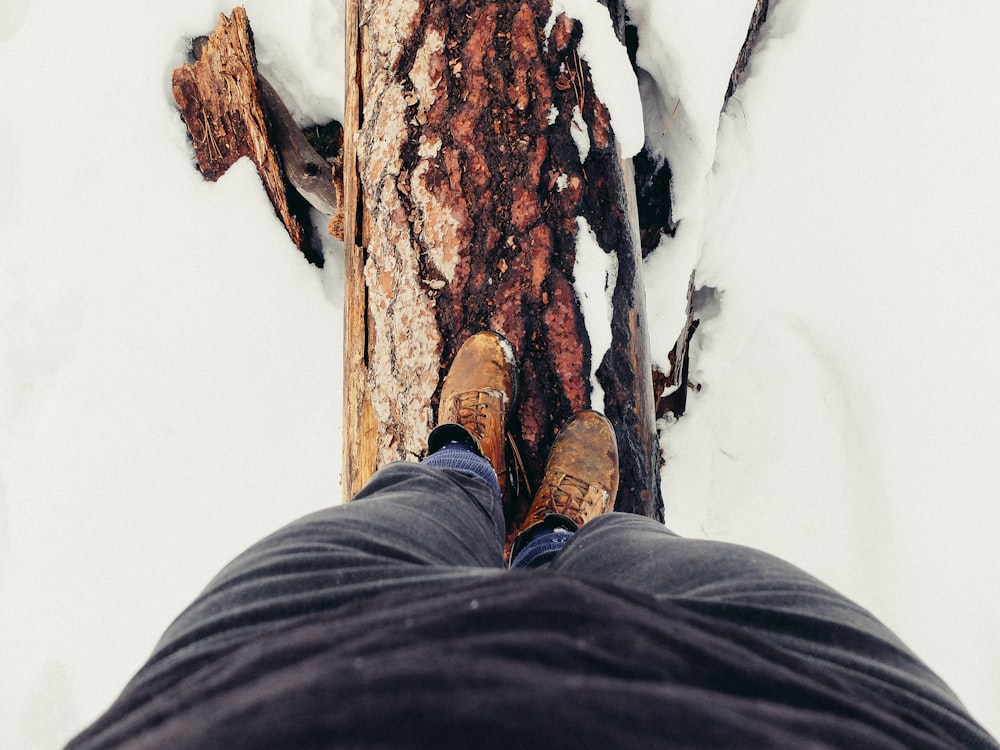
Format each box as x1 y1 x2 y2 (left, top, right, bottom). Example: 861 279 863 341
139 331 519 684
550 513 980 740
141 455 505 685
549 513 894 633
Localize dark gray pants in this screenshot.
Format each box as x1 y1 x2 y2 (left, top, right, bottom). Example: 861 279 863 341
141 461 977 740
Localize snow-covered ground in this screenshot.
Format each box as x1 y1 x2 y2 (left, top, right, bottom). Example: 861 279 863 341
1 1 997 746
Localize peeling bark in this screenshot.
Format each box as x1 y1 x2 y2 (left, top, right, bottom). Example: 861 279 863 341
172 9 307 254
173 8 343 265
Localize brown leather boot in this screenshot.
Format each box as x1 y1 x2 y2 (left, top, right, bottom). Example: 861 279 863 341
430 332 518 498
511 411 619 549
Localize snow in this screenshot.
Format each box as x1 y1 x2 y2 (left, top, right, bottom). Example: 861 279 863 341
627 0 759 218
1 0 998 747
649 1 1000 737
547 0 645 157
0 4 343 747
634 0 763 379
570 107 591 162
572 217 619 414
247 0 346 125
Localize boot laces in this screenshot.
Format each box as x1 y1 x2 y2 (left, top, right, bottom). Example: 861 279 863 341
453 391 492 438
548 472 594 510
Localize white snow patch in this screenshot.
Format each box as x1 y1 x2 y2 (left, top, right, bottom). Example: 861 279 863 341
570 107 591 162
626 0 759 221
244 0 346 124
547 0 644 157
495 335 517 372
657 2 1000 737
572 217 618 413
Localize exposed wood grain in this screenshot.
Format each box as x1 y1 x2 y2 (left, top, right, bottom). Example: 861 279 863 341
341 0 378 499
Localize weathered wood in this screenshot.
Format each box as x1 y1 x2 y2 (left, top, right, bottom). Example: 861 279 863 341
653 272 696 420
172 9 307 253
727 0 771 100
256 76 341 220
344 0 662 524
341 0 378 498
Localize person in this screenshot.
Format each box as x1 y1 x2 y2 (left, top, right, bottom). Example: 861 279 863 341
68 332 997 749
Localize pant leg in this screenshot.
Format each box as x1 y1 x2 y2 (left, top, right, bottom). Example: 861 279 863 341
551 513 874 620
140 461 506 684
548 512 981 742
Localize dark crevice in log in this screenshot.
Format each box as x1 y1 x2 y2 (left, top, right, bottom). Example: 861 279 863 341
283 176 327 267
623 20 677 258
634 147 677 257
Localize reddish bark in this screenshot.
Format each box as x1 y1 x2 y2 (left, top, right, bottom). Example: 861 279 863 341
350 0 662 523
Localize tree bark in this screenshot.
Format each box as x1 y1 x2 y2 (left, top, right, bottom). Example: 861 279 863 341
343 0 662 526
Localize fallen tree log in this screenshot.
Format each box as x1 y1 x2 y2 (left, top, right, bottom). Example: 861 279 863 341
343 0 662 530
169 4 772 530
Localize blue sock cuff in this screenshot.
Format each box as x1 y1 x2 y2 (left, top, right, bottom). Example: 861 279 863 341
422 443 502 499
510 528 574 569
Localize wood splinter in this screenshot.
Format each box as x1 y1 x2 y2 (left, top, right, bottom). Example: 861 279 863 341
172 7 345 261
